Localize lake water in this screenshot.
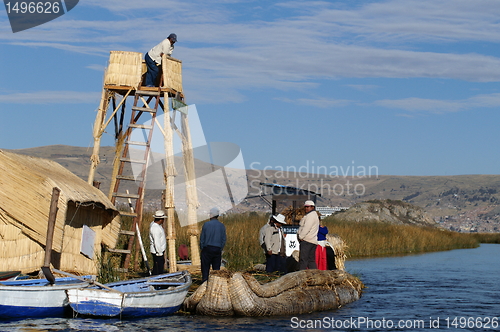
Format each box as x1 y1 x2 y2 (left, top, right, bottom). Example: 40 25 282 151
1 244 498 331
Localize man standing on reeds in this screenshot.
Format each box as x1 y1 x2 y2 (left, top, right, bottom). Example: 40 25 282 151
200 207 226 283
144 33 177 87
259 216 274 264
264 214 287 273
149 210 167 275
297 200 319 270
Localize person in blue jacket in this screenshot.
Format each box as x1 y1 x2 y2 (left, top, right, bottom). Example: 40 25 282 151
200 207 226 282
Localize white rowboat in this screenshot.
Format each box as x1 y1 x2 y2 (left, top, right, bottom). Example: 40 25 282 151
67 270 191 318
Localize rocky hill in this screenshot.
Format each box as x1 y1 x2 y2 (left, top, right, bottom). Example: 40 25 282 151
329 199 437 227
5 145 500 233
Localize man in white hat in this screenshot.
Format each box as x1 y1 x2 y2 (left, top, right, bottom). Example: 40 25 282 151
264 214 287 273
149 210 167 275
200 207 226 282
259 215 274 263
297 200 319 270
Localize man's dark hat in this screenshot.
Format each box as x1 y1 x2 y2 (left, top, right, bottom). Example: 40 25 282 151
168 33 177 42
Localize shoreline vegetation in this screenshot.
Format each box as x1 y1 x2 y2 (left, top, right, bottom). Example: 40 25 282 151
91 209 500 315
100 211 500 285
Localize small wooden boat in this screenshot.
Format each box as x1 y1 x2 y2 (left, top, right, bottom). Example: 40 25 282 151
0 276 92 319
67 270 192 318
0 271 21 281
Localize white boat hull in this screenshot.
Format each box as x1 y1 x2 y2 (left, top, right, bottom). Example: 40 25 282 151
67 271 191 317
0 277 90 318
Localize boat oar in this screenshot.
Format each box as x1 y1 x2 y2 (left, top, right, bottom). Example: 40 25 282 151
126 190 151 275
52 269 121 293
136 223 151 275
42 187 60 284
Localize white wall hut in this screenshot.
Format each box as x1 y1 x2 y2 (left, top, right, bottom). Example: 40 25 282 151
0 149 121 275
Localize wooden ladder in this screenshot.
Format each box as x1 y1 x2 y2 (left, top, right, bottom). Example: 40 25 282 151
108 89 162 271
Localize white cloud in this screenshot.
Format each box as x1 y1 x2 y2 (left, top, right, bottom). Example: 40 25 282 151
86 64 106 72
374 93 500 114
281 0 500 43
3 0 500 104
277 97 352 108
9 42 108 56
346 84 380 92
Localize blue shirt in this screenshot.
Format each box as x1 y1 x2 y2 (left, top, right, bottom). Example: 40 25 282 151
318 226 329 241
200 218 226 250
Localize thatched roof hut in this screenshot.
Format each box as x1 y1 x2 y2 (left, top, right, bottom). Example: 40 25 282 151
0 149 121 275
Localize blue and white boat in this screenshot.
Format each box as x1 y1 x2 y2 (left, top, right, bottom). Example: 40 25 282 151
0 276 92 319
66 270 191 318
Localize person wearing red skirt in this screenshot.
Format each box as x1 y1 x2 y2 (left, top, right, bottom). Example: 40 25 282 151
315 223 329 270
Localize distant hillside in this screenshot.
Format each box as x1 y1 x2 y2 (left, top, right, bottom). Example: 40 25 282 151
329 199 438 227
241 169 500 232
5 145 500 232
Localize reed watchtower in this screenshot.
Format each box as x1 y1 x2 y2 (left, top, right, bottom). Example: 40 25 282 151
87 51 199 273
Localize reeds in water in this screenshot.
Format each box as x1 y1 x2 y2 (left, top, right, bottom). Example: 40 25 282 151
323 218 479 257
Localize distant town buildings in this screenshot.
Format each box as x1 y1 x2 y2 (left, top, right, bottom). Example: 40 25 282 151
316 206 349 219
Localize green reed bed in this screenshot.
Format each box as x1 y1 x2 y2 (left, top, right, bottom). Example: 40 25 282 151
110 210 270 274
469 232 500 244
216 212 270 270
176 212 480 268
322 218 479 258
172 211 269 271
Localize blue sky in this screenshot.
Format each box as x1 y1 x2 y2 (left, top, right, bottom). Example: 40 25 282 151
1 0 500 176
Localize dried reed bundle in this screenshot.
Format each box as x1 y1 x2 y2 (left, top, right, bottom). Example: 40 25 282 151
326 234 348 270
291 249 300 263
104 51 143 88
280 206 322 224
183 269 363 316
253 263 266 271
243 269 347 298
336 279 364 306
183 281 207 312
280 206 304 224
230 277 340 316
229 272 271 316
162 55 183 92
196 270 234 316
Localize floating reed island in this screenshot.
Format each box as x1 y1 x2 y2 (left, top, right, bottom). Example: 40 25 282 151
183 234 363 316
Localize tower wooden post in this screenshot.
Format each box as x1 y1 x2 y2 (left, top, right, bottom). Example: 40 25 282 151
88 89 113 185
181 111 201 267
162 97 178 272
